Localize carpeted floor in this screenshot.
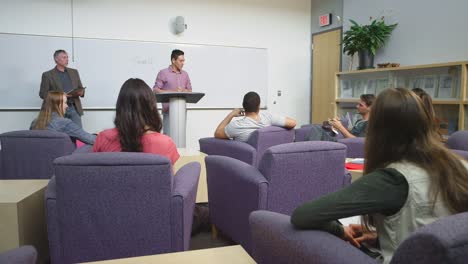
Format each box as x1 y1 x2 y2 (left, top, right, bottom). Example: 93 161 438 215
189 203 236 250
190 229 236 250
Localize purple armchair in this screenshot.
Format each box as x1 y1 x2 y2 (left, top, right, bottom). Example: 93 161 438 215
295 125 365 158
446 130 468 159
0 130 75 179
199 126 295 167
46 153 200 264
339 137 365 158
250 210 468 264
206 141 349 252
294 125 314 142
0 246 37 264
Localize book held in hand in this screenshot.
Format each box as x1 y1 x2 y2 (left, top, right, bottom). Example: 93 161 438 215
67 86 86 97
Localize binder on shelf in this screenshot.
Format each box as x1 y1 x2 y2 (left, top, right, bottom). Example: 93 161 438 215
437 74 455 99
341 80 353 98
423 75 437 97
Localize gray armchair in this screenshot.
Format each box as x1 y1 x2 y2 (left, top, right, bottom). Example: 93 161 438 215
249 210 468 264
206 141 349 252
46 152 200 264
0 130 75 179
199 126 295 167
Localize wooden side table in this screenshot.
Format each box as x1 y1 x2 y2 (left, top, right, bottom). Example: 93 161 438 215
0 180 49 263
82 245 255 264
174 148 208 203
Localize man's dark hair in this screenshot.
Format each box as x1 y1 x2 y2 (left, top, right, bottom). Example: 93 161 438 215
360 94 375 107
53 49 67 59
242 91 261 113
171 49 184 61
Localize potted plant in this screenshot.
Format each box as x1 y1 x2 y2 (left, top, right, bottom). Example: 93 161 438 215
343 17 397 70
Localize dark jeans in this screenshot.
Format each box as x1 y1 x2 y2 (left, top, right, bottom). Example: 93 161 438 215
65 104 82 128
308 124 338 142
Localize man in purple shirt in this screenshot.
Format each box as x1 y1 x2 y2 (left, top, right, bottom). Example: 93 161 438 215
153 49 192 135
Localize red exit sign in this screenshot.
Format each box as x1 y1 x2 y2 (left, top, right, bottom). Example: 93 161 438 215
319 13 332 27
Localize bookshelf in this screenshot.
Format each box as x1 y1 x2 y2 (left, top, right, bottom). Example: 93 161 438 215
334 61 468 135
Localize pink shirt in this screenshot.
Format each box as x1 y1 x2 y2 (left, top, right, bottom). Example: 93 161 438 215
92 128 180 165
153 66 192 112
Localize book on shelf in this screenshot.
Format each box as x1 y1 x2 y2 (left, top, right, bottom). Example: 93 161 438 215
423 75 437 97
376 79 389 94
353 80 366 97
366 80 376 94
437 74 454 98
341 80 353 98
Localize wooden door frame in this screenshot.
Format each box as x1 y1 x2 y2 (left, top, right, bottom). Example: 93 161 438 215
311 27 343 123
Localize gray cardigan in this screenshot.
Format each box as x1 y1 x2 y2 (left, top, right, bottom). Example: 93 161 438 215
31 113 96 145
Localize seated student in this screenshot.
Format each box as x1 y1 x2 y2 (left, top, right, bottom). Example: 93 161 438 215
93 78 179 165
31 91 96 145
214 91 296 142
308 94 375 141
291 88 468 263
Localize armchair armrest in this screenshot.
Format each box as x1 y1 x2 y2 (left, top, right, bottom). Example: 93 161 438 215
451 149 468 160
199 137 256 165
171 162 201 251
45 176 61 264
247 127 295 166
249 211 376 264
338 137 365 158
0 246 37 264
206 155 268 250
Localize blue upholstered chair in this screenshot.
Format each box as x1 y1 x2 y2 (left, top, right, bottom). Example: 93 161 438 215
206 141 350 252
46 153 200 264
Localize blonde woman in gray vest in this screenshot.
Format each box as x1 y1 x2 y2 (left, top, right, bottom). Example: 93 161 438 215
291 88 468 263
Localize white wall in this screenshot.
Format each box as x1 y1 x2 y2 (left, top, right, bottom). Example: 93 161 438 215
0 0 311 149
343 0 468 70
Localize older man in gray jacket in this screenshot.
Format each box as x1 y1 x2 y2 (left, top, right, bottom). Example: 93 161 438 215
39 49 86 127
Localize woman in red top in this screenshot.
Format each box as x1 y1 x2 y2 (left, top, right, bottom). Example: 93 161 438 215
93 78 179 165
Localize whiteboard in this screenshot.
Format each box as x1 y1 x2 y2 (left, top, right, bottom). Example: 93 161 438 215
0 33 268 109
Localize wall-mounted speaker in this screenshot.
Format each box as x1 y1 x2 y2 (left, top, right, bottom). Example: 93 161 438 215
174 16 186 34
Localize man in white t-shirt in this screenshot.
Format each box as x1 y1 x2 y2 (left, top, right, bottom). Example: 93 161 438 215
214 91 297 142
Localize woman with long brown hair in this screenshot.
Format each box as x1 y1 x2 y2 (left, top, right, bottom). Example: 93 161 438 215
411 87 441 134
32 91 96 145
93 78 179 164
291 88 468 263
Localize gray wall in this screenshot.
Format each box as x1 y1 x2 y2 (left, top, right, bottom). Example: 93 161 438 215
311 0 343 33
343 0 468 70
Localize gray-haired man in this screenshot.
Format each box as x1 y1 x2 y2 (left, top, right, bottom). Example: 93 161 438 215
39 49 86 127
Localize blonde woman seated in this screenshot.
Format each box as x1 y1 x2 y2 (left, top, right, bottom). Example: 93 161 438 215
93 78 179 165
31 91 96 145
291 88 468 263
